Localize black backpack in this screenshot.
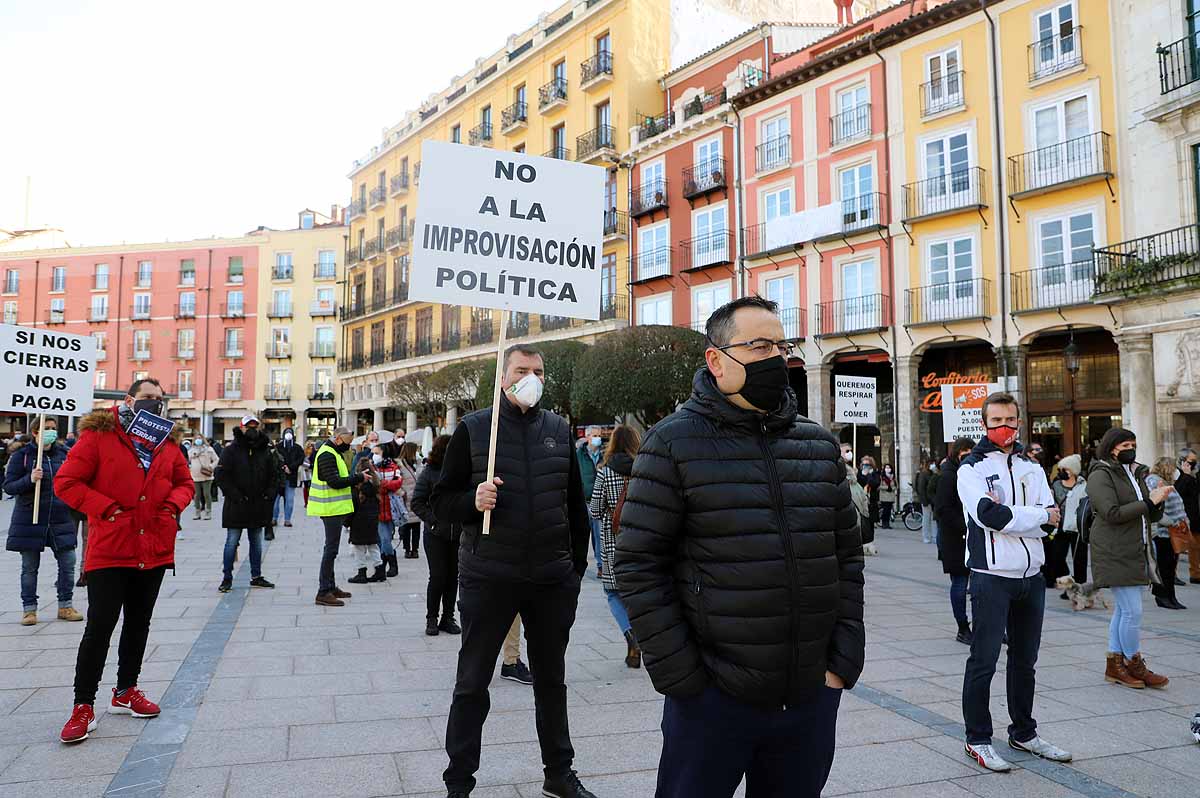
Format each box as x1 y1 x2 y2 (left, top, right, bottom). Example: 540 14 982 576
1077 496 1095 543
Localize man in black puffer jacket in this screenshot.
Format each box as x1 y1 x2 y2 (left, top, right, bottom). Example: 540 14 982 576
431 344 595 798
214 416 281 593
615 296 864 798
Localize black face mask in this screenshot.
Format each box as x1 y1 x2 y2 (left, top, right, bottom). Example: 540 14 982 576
334 440 351 452
721 354 789 412
243 427 261 441
1116 448 1137 465
133 398 164 416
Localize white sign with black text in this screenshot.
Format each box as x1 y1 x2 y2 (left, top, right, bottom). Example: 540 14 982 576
409 140 606 320
0 324 96 416
834 375 877 425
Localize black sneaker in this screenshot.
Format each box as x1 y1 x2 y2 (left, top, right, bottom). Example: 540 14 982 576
439 616 462 635
543 770 597 798
250 577 275 589
426 619 439 636
218 579 232 593
501 660 534 685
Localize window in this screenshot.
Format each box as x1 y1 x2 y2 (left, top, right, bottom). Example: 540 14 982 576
228 256 244 283
226 290 244 315
514 143 525 154
763 273 800 338
1028 355 1064 400
315 326 335 356
179 259 195 286
136 260 152 287
133 370 148 382
597 32 611 54
481 105 492 129
637 222 669 280
300 212 314 229
600 253 616 302
314 286 335 313
178 291 196 316
392 315 407 356
223 369 243 397
133 330 151 358
925 48 962 114
763 186 793 221
642 159 665 191
275 252 293 280
3 300 16 324
93 331 107 357
1033 1 1079 78
692 282 731 329
692 204 728 267
840 259 882 331
272 288 292 316
94 370 106 390
316 250 336 278
922 130 972 209
696 136 721 173
516 84 527 107
177 370 193 398
442 305 461 343
451 124 461 143
838 163 877 227
760 115 789 170
925 235 979 319
553 59 566 84
835 84 870 143
314 367 332 394
270 367 289 392
377 170 386 191
90 295 108 320
133 293 151 318
224 328 243 356
552 124 566 157
637 294 672 325
52 266 66 292
177 328 195 357
376 217 385 246
93 264 109 290
4 269 17 294
1032 93 1092 176
1034 210 1096 303
50 298 65 322
271 327 290 355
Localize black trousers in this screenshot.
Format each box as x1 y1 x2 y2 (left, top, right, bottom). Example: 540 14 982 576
401 522 421 554
73 566 166 706
1043 531 1088 587
444 573 581 793
1151 537 1179 603
424 530 459 621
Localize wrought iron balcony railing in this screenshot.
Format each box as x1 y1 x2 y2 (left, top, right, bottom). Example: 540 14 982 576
1007 131 1112 198
1094 224 1200 296
310 300 337 317
581 50 613 86
632 247 673 283
173 303 196 320
501 101 528 131
902 167 987 222
369 186 387 207
267 303 293 319
507 312 531 337
830 103 871 146
755 135 790 173
390 172 409 194
172 342 195 360
779 306 806 341
539 314 571 332
600 293 627 322
815 294 891 337
683 157 727 198
263 384 291 401
266 344 291 359
920 70 965 117
308 385 335 401
576 125 615 160
347 199 366 219
131 304 152 320
631 178 668 217
679 231 734 271
682 87 727 121
468 123 493 146
469 320 495 346
1159 32 1200 94
543 146 571 160
1028 26 1083 82
603 209 627 238
638 110 674 141
1011 259 1098 313
45 309 66 325
538 77 568 109
271 265 293 280
835 192 889 236
905 278 992 326
309 341 337 358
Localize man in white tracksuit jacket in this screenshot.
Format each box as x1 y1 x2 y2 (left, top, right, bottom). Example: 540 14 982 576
957 392 1072 773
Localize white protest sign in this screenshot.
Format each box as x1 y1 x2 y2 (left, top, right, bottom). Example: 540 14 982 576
834 375 877 424
410 140 606 319
941 383 1004 441
0 324 96 415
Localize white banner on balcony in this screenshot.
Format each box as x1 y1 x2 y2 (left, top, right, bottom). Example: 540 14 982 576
941 383 1004 442
410 140 606 320
763 203 841 252
0 324 96 415
834 375 876 425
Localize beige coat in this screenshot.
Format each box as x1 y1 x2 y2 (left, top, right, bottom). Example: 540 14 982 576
189 444 219 483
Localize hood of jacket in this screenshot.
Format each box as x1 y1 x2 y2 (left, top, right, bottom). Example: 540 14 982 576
680 368 798 434
968 435 1028 460
79 407 120 434
606 452 634 477
1089 457 1148 481
231 425 269 450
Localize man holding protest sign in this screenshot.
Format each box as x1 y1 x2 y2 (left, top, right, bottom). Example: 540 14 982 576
55 378 194 744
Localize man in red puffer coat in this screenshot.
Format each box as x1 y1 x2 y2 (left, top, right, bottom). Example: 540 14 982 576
54 378 194 744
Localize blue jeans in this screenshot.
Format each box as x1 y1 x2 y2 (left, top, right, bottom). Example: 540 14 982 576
20 548 77 612
605 588 631 634
223 528 263 581
590 517 602 574
378 521 396 558
920 505 937 543
274 485 296 523
1108 585 1143 657
950 573 969 625
962 572 1044 745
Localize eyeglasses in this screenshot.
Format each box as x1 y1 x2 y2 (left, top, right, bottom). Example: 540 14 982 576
711 338 799 359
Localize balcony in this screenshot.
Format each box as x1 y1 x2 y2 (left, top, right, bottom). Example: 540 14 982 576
539 314 571 332
130 304 152 320
369 348 388 366
172 343 195 360
1159 34 1200 95
129 345 152 361
218 385 242 400
219 303 245 319
338 354 366 372
313 262 337 280
1007 132 1112 199
902 167 987 223
390 172 409 196
271 264 293 281
263 384 291 401
95 348 107 361
369 295 389 314
501 101 528 133
347 199 366 219
637 111 674 143
469 319 495 345
414 162 420 184
308 385 335 401
468 123 493 147
414 338 434 357
905 278 992 326
543 145 572 160
507 313 530 338
88 308 108 323
340 302 365 321
369 185 387 209
171 385 193 400
1011 260 1098 313
682 87 727 121
1094 225 1200 298
173 303 196 320
393 342 410 361
309 341 336 358
363 238 383 260
267 302 293 319
266 344 291 359
830 104 871 147
815 294 892 337
441 333 462 352
779 306 806 341
630 178 668 218
603 209 627 239
679 231 734 272
576 125 615 162
683 157 727 200
45 309 66 325
538 77 568 112
631 246 673 284
580 50 613 89
755 135 790 174
813 193 889 241
221 347 244 359
919 71 964 117
600 293 627 322
385 225 408 251
392 282 410 305
178 271 195 287
1028 26 1083 82
310 299 337 317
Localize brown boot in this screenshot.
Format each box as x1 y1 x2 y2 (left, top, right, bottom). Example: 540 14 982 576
1105 653 1145 688
1126 653 1169 689
623 629 641 669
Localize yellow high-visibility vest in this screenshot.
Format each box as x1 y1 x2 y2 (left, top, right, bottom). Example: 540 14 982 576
307 442 354 517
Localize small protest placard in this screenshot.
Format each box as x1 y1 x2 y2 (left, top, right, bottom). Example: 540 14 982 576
834 376 877 425
941 383 1003 441
0 324 96 415
127 410 175 471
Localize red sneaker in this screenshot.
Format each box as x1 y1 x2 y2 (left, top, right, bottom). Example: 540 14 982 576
110 686 160 718
60 704 96 743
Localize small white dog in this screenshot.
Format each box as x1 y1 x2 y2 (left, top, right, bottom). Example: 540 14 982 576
863 542 878 556
1056 576 1111 611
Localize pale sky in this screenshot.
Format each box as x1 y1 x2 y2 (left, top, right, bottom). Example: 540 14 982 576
0 0 555 245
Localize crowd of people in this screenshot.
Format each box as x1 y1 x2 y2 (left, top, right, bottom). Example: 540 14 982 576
4 296 1200 797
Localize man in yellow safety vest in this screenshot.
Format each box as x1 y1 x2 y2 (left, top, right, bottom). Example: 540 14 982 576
308 426 363 606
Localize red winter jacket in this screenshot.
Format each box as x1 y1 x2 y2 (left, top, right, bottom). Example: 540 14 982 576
56 407 194 573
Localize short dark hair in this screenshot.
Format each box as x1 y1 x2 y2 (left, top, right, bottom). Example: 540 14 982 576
980 391 1018 421
128 377 162 398
953 436 976 459
503 343 544 372
705 296 779 347
1098 427 1136 461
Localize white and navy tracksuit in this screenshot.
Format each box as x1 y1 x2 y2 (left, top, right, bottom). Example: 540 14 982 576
957 438 1056 746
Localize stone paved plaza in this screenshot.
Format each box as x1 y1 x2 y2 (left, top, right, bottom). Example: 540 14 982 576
1 498 1199 797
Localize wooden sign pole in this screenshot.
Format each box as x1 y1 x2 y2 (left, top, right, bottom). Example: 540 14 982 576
31 413 46 525
481 310 510 536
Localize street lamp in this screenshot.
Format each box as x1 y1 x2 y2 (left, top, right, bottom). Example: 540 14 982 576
1064 327 1081 377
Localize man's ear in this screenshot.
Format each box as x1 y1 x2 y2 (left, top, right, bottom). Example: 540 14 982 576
704 348 723 378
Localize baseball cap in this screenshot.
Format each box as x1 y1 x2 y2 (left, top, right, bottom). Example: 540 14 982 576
241 414 260 426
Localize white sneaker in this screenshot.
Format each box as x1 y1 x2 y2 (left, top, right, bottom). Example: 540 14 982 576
1009 735 1072 762
1191 713 1200 744
965 742 1012 772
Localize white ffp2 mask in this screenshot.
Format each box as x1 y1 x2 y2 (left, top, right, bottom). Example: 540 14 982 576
508 373 544 408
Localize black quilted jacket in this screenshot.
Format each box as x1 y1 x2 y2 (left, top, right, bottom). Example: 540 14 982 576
614 369 865 707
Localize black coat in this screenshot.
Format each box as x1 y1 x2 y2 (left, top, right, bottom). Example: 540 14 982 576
214 427 282 530
412 462 461 541
614 369 865 708
4 442 77 553
349 480 381 545
933 454 969 576
277 439 305 487
1177 471 1199 532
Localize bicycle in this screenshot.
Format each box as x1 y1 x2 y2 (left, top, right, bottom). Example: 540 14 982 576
897 501 923 532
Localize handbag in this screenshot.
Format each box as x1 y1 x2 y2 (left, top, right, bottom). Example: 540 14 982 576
1167 521 1193 555
1144 539 1163 586
200 465 214 478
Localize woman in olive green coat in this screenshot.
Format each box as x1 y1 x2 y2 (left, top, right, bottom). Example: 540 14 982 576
1088 427 1171 689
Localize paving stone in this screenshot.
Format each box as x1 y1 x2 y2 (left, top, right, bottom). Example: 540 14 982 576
951 769 1091 797
174 726 290 768
226 753 400 798
162 765 230 798
192 695 337 731
823 739 978 793
1073 753 1199 797
0 734 137 783
0 775 115 797
287 717 440 758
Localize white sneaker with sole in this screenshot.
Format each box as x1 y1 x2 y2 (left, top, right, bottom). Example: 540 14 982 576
1009 735 1072 762
965 742 1012 772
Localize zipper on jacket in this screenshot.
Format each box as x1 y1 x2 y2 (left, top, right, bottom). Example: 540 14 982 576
989 531 996 565
758 419 800 698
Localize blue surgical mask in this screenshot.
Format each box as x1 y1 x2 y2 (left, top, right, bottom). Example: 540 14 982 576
590 436 602 449
40 429 57 447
